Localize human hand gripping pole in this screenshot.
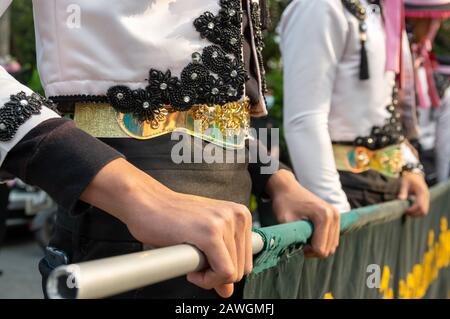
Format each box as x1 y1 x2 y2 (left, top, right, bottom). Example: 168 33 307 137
46 232 265 299
48 158 257 299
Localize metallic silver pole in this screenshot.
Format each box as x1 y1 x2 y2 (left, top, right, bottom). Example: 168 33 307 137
47 232 265 299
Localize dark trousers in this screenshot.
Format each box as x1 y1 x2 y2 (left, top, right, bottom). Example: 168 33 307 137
339 170 402 209
40 134 252 299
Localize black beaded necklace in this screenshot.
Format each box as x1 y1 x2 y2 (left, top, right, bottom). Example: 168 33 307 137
353 86 405 150
341 0 370 80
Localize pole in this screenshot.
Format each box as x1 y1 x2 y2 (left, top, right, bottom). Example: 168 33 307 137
47 232 265 299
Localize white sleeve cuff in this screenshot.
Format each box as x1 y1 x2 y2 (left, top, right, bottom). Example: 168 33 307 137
401 142 419 165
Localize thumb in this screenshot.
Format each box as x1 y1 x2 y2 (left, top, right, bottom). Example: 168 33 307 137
398 179 409 200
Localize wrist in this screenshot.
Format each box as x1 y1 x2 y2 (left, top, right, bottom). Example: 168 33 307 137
402 163 425 178
265 169 297 199
119 170 176 226
81 158 173 225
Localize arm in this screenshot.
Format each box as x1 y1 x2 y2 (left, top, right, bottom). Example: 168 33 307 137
247 138 340 258
436 89 450 183
279 0 350 212
400 31 420 141
397 36 429 217
1 1 251 297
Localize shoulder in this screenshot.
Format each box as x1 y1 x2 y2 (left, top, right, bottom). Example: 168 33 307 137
280 0 348 30
283 0 347 19
279 0 349 40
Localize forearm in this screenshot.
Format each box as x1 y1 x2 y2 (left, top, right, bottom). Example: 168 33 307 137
436 92 450 182
265 168 296 199
285 121 351 213
79 157 173 225
280 0 349 212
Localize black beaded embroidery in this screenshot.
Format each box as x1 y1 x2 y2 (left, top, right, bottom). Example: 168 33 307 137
402 163 425 175
0 92 57 142
353 87 405 150
107 0 248 123
250 0 268 94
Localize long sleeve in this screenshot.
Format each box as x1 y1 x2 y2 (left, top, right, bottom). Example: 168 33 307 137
2 118 123 214
247 137 292 198
279 0 351 212
400 32 420 141
1 1 60 162
436 88 450 182
0 69 124 214
0 0 11 16
0 1 123 213
0 68 61 165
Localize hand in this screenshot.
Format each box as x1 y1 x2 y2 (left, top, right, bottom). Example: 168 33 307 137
266 169 340 258
398 172 430 217
81 158 253 298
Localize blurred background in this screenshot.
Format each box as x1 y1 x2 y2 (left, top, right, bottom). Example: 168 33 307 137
0 0 449 299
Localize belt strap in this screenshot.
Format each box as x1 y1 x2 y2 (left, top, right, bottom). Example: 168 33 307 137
74 98 251 149
333 143 405 178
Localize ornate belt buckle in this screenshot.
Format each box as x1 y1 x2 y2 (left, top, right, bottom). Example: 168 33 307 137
347 146 372 172
115 107 180 140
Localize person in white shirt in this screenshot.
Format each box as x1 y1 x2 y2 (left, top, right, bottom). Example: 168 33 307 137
404 0 450 184
0 0 340 298
280 0 429 214
436 76 450 182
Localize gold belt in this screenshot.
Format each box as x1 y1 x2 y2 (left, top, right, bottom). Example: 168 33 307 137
73 98 250 149
333 143 405 178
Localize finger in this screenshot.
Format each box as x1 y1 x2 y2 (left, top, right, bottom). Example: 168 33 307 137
303 245 321 258
190 238 236 289
406 202 423 217
187 273 235 298
406 192 429 217
223 228 239 282
397 179 409 200
324 214 336 257
331 210 341 254
308 212 331 258
418 190 430 215
234 215 246 281
214 284 234 298
244 214 253 275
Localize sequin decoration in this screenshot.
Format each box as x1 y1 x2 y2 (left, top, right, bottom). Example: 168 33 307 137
107 0 248 124
250 0 268 94
353 87 405 150
0 92 56 141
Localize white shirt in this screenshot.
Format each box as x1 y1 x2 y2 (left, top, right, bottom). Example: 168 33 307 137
279 0 417 212
0 0 266 166
435 87 450 182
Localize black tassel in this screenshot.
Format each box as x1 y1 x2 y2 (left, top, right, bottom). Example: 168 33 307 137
359 40 370 80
